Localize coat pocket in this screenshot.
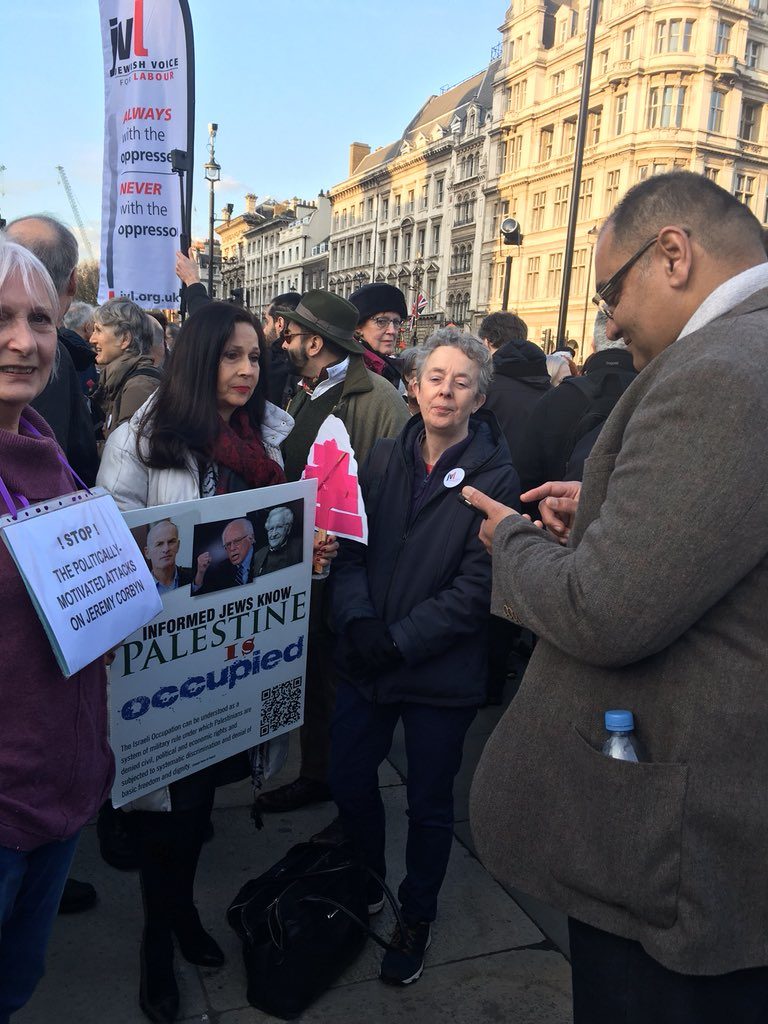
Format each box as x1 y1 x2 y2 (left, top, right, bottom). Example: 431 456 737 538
549 724 688 929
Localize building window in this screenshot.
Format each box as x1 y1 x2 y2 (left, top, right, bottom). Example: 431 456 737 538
746 40 762 69
708 90 725 133
510 79 527 111
417 228 425 256
563 118 577 155
554 185 570 227
740 101 761 140
576 61 584 86
661 86 687 128
615 94 627 135
404 232 412 261
510 134 523 170
622 27 634 60
435 178 444 205
704 166 719 182
525 256 540 299
579 177 594 219
382 197 389 221
600 50 610 76
539 126 554 162
392 237 399 263
588 108 602 146
646 87 660 128
606 169 621 207
552 71 565 96
356 238 363 264
366 197 374 219
496 140 508 175
406 190 415 214
548 252 563 296
365 235 372 262
421 183 429 210
572 248 587 294
531 190 547 231
734 173 755 210
394 194 402 217
716 20 732 54
431 223 441 255
379 237 386 265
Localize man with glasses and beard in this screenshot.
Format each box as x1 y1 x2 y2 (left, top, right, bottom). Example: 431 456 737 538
464 172 768 1024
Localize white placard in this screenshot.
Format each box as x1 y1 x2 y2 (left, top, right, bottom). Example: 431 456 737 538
109 480 316 807
0 490 162 677
98 0 191 309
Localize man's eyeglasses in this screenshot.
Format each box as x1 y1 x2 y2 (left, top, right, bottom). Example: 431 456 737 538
592 235 658 318
282 330 312 343
370 316 403 330
223 536 250 549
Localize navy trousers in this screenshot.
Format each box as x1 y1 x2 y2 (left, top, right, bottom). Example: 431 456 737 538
569 918 768 1024
329 679 475 923
0 833 80 1022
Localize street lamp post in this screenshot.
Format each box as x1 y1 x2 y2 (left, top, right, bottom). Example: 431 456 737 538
411 254 424 341
204 123 221 298
580 225 600 357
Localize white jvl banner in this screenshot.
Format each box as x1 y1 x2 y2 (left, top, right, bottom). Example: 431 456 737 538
109 480 316 807
98 0 192 309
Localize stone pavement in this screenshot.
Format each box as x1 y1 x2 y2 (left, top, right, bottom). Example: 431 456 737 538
17 677 573 1024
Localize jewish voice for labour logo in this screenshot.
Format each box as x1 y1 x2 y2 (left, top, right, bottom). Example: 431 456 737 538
109 0 149 77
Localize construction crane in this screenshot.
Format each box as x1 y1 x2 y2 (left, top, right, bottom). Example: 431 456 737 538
55 165 95 261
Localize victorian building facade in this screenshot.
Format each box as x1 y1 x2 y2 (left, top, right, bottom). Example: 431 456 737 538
327 63 499 335
483 0 768 356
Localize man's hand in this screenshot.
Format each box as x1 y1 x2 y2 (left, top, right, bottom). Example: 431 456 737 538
175 248 202 287
461 486 518 553
194 551 212 588
520 481 582 544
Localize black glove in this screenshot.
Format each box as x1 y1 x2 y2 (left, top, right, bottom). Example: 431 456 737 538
344 617 402 675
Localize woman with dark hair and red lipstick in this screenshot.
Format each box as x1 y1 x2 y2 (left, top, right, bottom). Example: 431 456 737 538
98 302 316 1022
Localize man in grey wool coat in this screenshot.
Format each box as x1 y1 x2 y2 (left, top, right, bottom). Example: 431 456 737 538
462 171 768 1023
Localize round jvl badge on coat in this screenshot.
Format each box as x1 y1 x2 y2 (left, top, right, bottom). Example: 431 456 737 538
443 468 465 488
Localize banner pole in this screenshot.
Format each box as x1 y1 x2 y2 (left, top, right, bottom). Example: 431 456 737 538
179 0 195 320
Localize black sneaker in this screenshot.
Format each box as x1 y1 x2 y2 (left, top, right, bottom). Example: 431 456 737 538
253 777 331 814
58 877 98 915
380 918 431 985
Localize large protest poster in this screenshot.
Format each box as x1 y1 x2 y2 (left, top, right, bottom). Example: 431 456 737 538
109 480 316 807
98 0 193 309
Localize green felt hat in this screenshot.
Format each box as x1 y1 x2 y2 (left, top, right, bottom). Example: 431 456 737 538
282 290 364 354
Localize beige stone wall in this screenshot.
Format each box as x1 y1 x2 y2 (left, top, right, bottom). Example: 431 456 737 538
486 0 768 359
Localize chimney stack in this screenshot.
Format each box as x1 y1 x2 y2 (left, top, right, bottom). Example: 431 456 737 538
244 193 257 214
349 142 371 176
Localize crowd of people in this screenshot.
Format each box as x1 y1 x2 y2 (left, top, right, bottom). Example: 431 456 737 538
1 168 767 1024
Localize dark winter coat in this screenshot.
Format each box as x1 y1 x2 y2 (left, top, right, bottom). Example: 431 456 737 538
31 332 100 486
331 409 520 707
514 347 637 513
483 339 551 460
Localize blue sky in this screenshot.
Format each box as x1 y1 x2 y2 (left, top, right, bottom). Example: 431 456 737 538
2 0 505 252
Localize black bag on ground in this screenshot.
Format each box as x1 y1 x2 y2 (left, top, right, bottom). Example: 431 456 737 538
227 839 400 1020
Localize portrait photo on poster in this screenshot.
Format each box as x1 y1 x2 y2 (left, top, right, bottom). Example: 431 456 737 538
191 499 305 598
137 518 195 595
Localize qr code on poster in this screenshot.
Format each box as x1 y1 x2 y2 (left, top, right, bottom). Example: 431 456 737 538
260 676 303 737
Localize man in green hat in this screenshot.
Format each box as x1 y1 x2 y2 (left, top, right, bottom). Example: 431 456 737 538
255 290 409 812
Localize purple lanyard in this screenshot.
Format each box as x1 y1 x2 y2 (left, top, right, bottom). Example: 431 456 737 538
0 417 92 520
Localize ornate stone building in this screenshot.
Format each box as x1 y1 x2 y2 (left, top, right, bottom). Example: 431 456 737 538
327 63 499 335
483 0 768 356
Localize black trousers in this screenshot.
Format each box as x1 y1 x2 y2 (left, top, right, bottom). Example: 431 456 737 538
569 918 768 1024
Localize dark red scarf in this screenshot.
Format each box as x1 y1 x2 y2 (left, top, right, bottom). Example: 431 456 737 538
211 408 286 494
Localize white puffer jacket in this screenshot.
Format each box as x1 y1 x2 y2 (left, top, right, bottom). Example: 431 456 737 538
97 397 294 509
